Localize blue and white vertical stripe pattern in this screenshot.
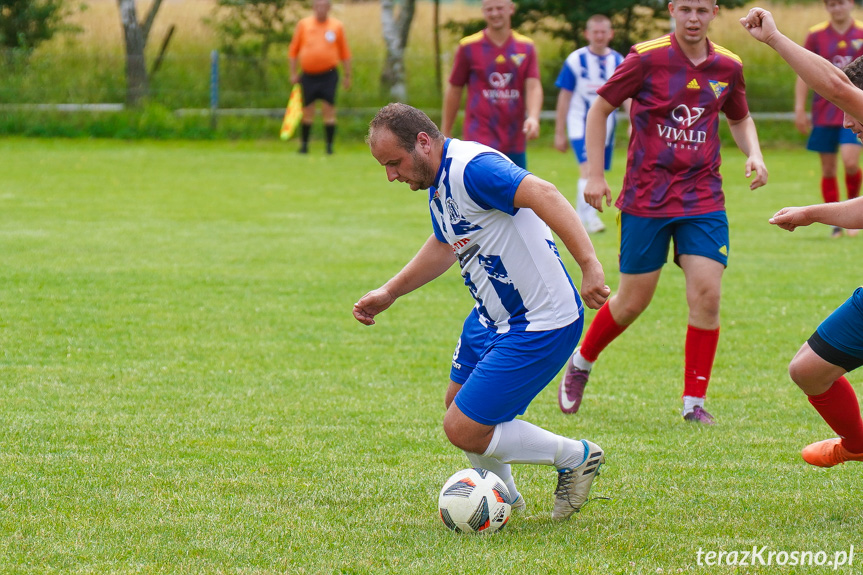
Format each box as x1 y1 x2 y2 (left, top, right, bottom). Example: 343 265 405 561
555 47 624 142
429 139 581 333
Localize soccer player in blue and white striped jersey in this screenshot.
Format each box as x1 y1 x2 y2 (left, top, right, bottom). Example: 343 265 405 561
554 15 626 234
355 103 610 520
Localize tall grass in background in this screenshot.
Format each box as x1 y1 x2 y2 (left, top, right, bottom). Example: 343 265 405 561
0 1 836 136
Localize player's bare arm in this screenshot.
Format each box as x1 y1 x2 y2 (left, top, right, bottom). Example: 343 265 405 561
442 84 464 138
741 8 863 126
554 89 573 152
523 77 543 140
583 96 616 211
513 175 611 309
794 76 812 135
353 235 457 325
727 114 768 190
771 196 863 231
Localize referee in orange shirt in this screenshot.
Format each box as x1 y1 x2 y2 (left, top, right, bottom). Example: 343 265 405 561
289 0 352 154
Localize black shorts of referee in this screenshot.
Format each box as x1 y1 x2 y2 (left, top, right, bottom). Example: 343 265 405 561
300 68 339 106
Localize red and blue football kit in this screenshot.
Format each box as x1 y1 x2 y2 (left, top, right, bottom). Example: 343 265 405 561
448 31 539 155
597 33 749 218
805 20 863 127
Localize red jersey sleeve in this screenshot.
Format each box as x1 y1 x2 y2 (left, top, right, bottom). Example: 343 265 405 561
526 44 539 80
596 49 643 108
448 44 471 87
720 67 749 122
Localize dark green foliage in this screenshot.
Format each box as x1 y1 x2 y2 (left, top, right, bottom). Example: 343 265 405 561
0 0 75 54
446 0 749 55
209 0 300 62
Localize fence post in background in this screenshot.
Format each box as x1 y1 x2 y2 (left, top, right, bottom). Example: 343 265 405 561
210 50 219 131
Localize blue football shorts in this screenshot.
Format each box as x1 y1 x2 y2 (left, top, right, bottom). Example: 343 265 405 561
806 125 862 153
809 286 863 372
618 211 729 274
450 307 583 426
571 138 613 170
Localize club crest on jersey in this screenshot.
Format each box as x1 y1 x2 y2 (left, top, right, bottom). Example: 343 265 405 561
855 39 863 51
510 53 526 66
656 104 707 149
709 80 728 100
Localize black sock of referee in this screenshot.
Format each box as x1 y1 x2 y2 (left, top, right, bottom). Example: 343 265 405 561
325 124 336 154
300 123 311 153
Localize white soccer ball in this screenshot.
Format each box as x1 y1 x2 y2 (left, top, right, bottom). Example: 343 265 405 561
438 468 512 533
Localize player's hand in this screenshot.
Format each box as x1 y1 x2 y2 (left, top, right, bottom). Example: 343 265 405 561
579 261 611 310
523 117 540 140
739 7 780 46
795 110 811 135
290 73 300 85
745 156 768 190
554 132 569 153
584 177 613 212
769 206 811 232
353 288 396 326
343 76 352 91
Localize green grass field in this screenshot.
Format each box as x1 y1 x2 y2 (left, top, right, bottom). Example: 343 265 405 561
2 137 863 574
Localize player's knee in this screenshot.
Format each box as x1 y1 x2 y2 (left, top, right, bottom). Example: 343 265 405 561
688 287 721 317
788 357 807 387
442 415 467 450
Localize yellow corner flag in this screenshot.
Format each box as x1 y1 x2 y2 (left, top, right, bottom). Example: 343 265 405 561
280 84 303 141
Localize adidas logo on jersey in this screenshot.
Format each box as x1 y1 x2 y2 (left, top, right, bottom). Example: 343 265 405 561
686 78 700 90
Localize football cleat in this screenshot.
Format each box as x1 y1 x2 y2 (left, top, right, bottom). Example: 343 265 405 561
511 494 526 513
552 439 604 520
559 350 590 415
683 405 715 425
801 438 863 468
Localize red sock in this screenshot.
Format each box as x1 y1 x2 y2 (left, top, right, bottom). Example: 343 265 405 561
807 376 863 453
846 170 862 200
683 325 720 398
821 177 839 203
580 301 628 363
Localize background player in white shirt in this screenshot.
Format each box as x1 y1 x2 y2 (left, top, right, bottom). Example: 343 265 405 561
554 14 628 234
354 103 610 519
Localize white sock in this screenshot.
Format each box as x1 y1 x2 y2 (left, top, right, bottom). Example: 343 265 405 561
464 451 519 502
483 419 586 471
683 395 705 415
572 348 594 372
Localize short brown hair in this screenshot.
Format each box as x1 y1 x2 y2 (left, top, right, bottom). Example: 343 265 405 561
844 55 863 91
367 103 443 151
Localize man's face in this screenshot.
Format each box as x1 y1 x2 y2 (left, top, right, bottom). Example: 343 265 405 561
669 0 718 46
313 0 330 21
481 0 514 32
369 129 437 191
825 0 854 25
584 20 613 51
844 112 863 143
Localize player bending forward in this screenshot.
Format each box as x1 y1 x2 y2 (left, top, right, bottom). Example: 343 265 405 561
354 103 610 518
743 7 863 467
